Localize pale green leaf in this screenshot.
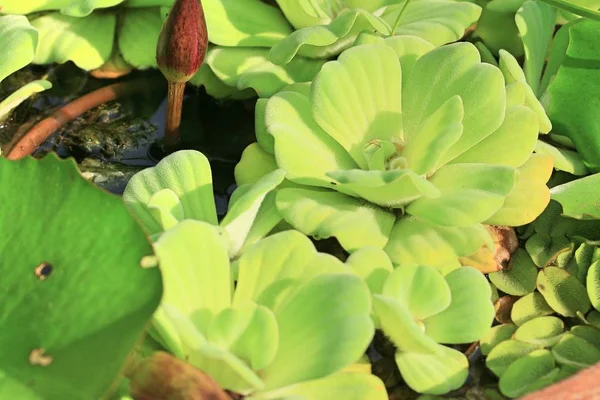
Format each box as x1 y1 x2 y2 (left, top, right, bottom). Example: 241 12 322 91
381 0 482 46
30 12 115 70
235 143 278 186
123 150 218 235
0 15 38 83
220 169 285 258
423 267 494 343
0 80 52 123
266 87 357 187
403 43 506 164
395 344 469 395
311 44 402 169
515 1 556 95
534 140 588 176
486 154 552 226
206 47 325 97
551 172 600 219
372 295 439 353
345 247 394 295
276 187 396 252
382 265 451 321
263 274 374 390
118 7 163 69
269 9 391 65
153 221 231 324
249 372 387 400
203 0 292 47
407 163 518 226
327 168 439 208
232 230 347 310
451 105 539 168
384 216 493 275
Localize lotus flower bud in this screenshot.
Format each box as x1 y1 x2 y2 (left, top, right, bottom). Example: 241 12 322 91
156 0 208 83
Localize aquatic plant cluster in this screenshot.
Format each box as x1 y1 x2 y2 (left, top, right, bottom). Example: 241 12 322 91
1 0 600 399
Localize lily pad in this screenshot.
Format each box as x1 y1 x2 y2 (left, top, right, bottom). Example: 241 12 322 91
0 154 162 398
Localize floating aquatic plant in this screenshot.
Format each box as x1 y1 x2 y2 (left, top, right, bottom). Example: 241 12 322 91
147 222 386 398
236 37 553 273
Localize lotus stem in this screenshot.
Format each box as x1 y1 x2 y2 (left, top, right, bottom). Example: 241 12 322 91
5 79 146 160
164 81 186 147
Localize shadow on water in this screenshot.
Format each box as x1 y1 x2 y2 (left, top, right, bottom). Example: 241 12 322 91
0 62 257 217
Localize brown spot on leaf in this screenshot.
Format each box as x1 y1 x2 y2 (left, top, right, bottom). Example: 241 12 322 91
29 348 53 366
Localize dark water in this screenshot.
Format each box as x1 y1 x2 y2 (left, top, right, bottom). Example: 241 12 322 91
0 62 256 217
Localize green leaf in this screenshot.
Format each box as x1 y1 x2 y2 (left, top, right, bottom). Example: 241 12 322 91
206 303 279 371
235 143 278 186
535 140 588 176
220 169 285 257
273 0 334 29
498 349 557 398
381 0 482 47
61 0 123 17
123 150 218 236
403 95 464 175
515 1 556 95
514 316 565 347
511 292 555 326
403 42 506 165
265 87 357 187
118 7 163 69
232 230 346 310
498 50 552 134
481 324 518 356
372 295 439 354
30 12 115 70
394 344 469 395
345 247 394 295
206 47 325 98
547 20 600 171
327 168 439 208
311 44 402 169
235 191 284 254
154 221 231 321
255 98 274 154
537 267 591 317
486 339 539 377
164 307 264 392
0 154 162 398
382 265 451 321
384 216 493 275
486 154 553 227
263 274 374 390
249 372 387 400
203 0 292 47
489 249 539 296
269 9 391 65
423 267 494 344
587 260 600 311
552 333 600 369
0 15 38 83
551 172 600 219
407 163 518 227
0 80 52 123
146 189 183 231
276 187 396 252
450 105 540 168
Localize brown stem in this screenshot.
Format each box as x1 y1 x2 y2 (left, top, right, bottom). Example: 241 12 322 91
164 81 186 148
5 78 147 160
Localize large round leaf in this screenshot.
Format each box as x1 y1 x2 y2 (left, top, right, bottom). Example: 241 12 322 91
0 154 162 398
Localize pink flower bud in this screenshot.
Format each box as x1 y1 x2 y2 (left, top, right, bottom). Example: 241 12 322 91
156 0 208 83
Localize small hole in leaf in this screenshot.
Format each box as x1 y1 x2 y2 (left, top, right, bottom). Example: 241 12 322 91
34 262 53 280
29 348 53 366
